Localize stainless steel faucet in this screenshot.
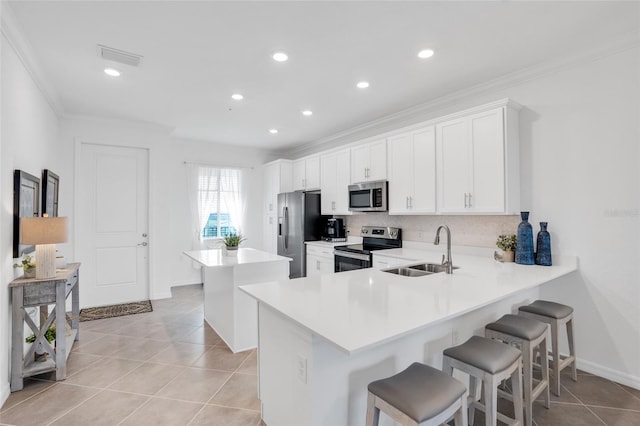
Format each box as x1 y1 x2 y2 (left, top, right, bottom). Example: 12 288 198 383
434 225 453 274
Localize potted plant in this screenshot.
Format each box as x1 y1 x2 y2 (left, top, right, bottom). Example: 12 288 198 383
222 233 246 256
496 234 517 262
13 254 36 278
26 326 56 362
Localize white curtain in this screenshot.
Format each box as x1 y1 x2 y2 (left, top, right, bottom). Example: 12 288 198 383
219 168 246 237
186 164 246 249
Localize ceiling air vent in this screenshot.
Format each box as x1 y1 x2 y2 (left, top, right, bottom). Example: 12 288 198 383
97 44 143 67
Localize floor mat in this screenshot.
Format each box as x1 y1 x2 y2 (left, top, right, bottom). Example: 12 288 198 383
79 300 153 321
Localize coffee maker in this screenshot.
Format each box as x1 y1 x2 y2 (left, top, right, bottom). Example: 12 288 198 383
322 218 347 242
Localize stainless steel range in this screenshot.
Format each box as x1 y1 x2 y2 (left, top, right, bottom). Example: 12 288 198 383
333 226 402 272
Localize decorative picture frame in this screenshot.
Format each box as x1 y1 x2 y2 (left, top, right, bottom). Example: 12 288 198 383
13 170 41 257
42 169 60 217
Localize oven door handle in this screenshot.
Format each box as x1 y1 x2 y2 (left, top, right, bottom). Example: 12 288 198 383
333 251 371 261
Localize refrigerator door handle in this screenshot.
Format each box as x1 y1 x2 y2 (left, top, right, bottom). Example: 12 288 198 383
283 206 289 250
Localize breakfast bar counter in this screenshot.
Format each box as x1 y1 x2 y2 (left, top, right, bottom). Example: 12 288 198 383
183 248 291 353
240 252 577 425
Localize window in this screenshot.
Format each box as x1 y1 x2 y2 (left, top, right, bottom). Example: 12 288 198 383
198 168 242 239
202 213 237 238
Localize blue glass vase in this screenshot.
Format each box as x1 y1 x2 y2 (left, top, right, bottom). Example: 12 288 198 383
516 211 535 265
535 222 552 266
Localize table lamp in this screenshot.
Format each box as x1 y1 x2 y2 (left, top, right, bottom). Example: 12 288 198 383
20 216 68 279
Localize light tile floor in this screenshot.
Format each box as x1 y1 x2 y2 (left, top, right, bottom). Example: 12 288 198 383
2 284 639 425
1 285 261 426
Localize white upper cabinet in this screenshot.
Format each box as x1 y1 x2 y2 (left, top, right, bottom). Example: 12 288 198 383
350 139 387 183
263 160 292 253
263 160 292 214
320 149 352 215
387 126 436 214
293 155 321 191
436 103 520 214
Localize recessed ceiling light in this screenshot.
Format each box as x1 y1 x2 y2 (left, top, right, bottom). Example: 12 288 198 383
417 49 435 59
269 129 278 134
272 51 288 62
356 81 370 89
302 110 313 116
231 93 244 100
104 68 121 77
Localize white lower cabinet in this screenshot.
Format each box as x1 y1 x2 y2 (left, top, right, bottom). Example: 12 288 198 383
306 244 335 277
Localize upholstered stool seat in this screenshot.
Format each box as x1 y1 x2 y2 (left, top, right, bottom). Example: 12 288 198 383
366 362 468 426
443 336 524 426
486 314 551 426
519 300 577 396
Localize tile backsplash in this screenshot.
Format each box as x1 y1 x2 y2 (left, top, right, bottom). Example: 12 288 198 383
339 213 520 248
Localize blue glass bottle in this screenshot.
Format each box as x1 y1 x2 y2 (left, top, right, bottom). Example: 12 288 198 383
535 222 552 266
516 211 535 265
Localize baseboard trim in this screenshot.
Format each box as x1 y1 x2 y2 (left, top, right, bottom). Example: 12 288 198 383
150 291 172 301
577 357 640 390
1 380 10 409
171 280 202 287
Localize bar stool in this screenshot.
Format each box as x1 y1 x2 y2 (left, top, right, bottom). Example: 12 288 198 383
485 314 551 426
518 300 577 395
366 362 468 426
443 336 524 426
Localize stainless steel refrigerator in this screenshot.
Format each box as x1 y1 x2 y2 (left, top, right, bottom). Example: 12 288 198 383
277 191 328 278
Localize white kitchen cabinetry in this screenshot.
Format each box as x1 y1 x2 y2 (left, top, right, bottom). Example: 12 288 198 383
436 103 520 214
350 139 387 183
388 126 436 214
320 150 352 215
293 155 321 191
306 244 335 277
263 160 292 253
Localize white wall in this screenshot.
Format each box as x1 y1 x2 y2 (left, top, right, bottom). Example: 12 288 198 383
1 31 62 406
313 47 640 387
60 118 275 299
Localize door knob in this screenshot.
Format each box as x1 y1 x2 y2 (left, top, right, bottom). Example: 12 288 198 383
138 242 148 246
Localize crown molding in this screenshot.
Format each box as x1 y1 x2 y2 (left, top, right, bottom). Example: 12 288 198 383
1 2 64 117
285 30 639 159
63 112 175 134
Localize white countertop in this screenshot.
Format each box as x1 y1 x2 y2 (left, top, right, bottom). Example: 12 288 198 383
240 252 578 354
183 248 291 268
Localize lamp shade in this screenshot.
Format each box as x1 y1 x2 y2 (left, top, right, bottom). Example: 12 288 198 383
20 217 68 245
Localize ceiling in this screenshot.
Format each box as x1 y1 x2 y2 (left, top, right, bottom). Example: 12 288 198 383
6 1 639 152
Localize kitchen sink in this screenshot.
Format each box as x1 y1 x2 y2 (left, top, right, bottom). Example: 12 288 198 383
407 263 459 273
382 263 459 277
382 267 433 277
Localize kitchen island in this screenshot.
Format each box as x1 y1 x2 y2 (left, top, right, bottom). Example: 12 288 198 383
240 251 578 426
183 248 291 353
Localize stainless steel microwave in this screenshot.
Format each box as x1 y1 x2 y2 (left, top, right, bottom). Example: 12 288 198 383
348 181 388 212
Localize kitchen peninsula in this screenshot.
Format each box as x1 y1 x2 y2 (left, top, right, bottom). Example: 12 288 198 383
183 248 291 353
240 251 578 426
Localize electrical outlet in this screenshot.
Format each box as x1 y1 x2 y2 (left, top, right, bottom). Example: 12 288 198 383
296 353 307 384
417 231 424 241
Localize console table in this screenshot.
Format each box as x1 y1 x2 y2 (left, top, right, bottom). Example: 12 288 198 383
10 263 80 391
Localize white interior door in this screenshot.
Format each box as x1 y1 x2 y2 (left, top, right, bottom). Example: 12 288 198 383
76 143 149 308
